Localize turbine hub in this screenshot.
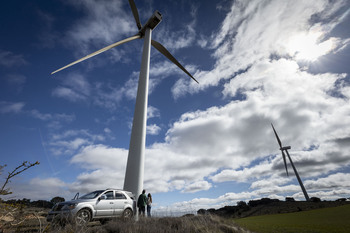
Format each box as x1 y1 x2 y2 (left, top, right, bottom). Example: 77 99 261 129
281 146 291 150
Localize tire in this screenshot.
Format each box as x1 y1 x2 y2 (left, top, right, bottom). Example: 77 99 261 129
122 208 133 219
75 209 91 225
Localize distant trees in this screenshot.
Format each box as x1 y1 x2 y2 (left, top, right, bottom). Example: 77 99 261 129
236 201 248 207
285 197 295 202
310 197 321 202
335 198 347 202
2 198 54 208
248 198 280 207
51 196 65 205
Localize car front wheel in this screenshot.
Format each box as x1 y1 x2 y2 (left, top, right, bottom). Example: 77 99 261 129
76 209 91 225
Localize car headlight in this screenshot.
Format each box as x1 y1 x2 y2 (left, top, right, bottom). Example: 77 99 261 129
62 203 77 210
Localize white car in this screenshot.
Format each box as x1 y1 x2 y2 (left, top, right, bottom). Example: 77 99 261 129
47 188 135 224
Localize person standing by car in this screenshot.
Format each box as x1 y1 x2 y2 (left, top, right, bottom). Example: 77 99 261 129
137 189 147 216
147 193 152 217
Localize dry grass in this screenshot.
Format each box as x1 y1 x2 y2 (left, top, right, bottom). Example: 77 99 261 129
1 203 246 233
87 215 245 233
0 203 48 233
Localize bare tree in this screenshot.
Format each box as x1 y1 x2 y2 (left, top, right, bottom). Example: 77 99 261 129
0 161 40 195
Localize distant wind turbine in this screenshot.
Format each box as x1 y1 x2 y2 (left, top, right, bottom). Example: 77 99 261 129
52 0 198 208
271 123 310 201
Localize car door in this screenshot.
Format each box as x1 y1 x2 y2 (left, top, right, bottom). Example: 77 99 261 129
95 191 115 217
113 192 128 216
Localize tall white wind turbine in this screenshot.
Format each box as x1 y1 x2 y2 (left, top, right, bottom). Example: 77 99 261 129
271 123 310 201
52 0 198 207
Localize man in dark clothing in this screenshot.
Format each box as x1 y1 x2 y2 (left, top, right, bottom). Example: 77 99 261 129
137 189 147 216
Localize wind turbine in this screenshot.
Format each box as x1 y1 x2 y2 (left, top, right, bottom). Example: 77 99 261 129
271 123 310 201
52 0 198 208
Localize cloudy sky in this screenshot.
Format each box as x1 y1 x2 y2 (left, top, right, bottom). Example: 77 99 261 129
1 0 350 214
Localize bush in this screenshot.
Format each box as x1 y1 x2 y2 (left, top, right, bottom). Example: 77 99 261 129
310 197 321 202
285 197 295 202
51 196 65 205
237 201 247 207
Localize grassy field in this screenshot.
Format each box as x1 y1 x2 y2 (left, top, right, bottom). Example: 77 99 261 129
0 211 246 233
234 204 350 233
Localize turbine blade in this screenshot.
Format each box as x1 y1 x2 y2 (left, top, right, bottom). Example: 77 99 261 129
281 150 289 176
151 40 199 84
52 35 141 75
128 0 142 30
271 123 283 148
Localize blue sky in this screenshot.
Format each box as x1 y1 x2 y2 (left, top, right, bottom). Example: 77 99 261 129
1 0 350 214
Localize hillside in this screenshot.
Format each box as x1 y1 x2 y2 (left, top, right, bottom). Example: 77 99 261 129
234 204 350 233
198 200 350 218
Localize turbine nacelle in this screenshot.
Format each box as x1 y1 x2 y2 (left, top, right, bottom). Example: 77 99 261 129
139 11 162 36
280 146 291 151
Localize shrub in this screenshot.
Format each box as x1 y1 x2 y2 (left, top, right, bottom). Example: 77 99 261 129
310 197 321 202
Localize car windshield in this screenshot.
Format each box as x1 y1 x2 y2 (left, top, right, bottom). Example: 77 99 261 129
79 190 104 199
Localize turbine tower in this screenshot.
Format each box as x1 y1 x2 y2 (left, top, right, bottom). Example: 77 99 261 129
52 0 198 206
271 123 310 201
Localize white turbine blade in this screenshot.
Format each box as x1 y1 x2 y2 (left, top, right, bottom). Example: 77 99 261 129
271 123 283 148
151 40 199 84
128 0 142 30
51 34 141 75
281 150 289 176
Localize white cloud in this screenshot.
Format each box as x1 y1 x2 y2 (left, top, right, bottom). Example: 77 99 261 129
157 171 350 212
305 173 350 190
30 110 75 122
171 0 350 98
211 161 273 183
64 0 135 62
119 61 192 102
8 177 69 201
69 144 128 193
52 87 86 102
49 129 105 156
52 73 91 102
147 106 160 119
52 60 192 109
0 101 25 114
67 60 350 193
146 124 161 135
104 128 112 134
0 50 27 67
182 180 212 193
4 74 27 92
52 56 350 198
51 129 103 141
50 138 90 155
154 4 198 51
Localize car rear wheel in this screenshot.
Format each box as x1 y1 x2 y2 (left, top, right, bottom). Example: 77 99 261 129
122 209 133 219
76 209 91 225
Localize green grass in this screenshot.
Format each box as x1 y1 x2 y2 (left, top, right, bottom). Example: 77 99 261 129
234 204 350 233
